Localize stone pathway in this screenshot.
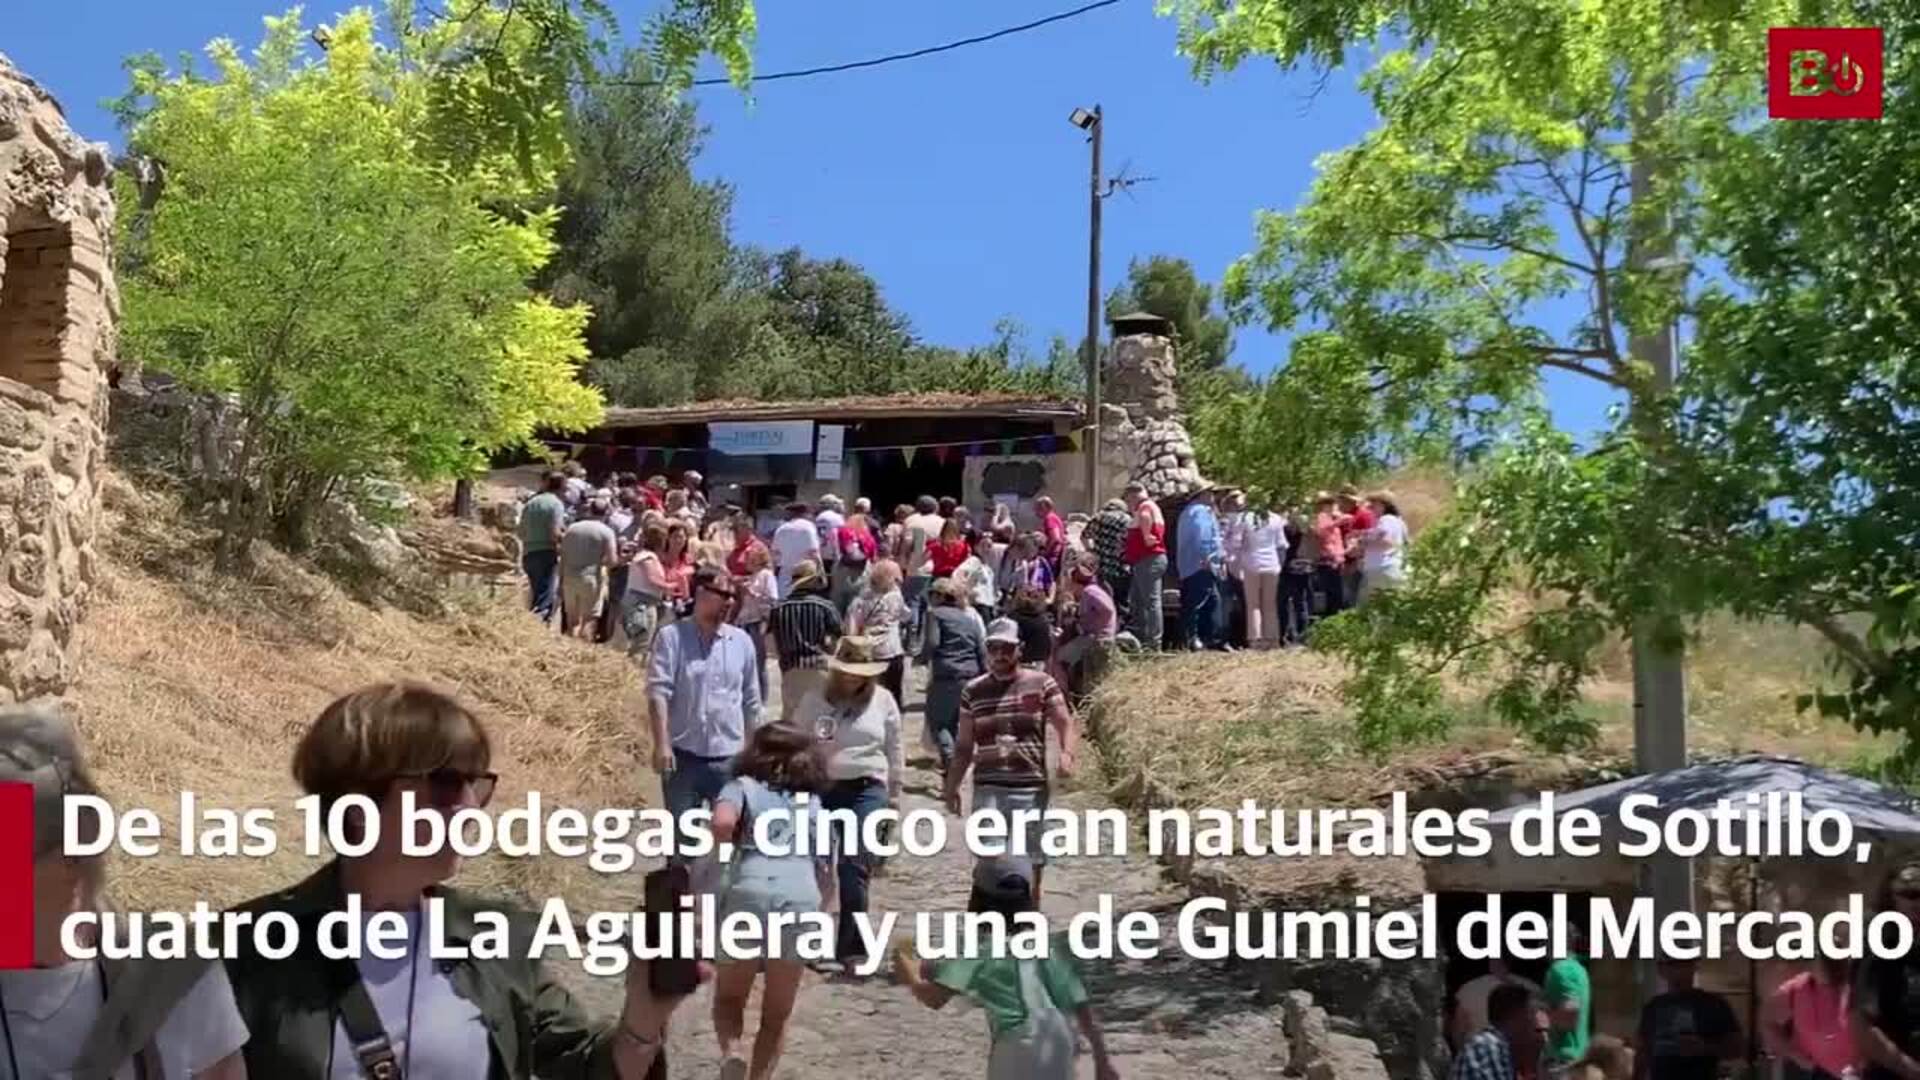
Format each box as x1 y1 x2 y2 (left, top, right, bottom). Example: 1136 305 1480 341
556 664 1287 1079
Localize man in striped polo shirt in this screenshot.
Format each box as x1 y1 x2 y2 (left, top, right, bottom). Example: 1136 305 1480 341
943 617 1079 903
767 559 843 722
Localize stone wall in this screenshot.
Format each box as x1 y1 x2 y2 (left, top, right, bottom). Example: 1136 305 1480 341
1099 331 1207 500
0 54 116 704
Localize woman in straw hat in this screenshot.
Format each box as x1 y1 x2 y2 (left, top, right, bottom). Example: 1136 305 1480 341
792 636 903 978
0 705 249 1080
1356 490 1410 605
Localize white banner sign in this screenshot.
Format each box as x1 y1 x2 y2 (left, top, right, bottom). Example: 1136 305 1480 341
708 420 814 456
815 424 845 480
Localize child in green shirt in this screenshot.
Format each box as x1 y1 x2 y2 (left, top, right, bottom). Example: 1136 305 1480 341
895 856 1120 1080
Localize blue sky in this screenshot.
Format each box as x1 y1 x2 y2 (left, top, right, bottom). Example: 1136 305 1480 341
6 0 1617 436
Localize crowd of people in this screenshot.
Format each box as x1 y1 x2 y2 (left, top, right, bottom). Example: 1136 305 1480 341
514 462 1414 676
2 459 1913 1080
512 464 1117 1078
1444 903 1915 1080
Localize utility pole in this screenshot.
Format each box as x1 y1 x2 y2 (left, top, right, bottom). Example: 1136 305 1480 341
1627 67 1689 1009
1077 104 1105 511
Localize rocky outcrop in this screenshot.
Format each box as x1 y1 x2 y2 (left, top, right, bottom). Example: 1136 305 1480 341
1284 990 1393 1080
0 54 116 704
1099 331 1207 499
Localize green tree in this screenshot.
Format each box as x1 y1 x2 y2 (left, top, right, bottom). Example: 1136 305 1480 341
1105 255 1232 371
1160 0 1850 751
544 49 757 406
118 9 601 565
1677 5 1920 763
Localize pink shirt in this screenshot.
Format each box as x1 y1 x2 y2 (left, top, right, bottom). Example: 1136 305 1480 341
1771 971 1859 1079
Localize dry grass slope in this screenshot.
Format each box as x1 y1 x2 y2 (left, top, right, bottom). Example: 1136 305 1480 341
73 471 654 915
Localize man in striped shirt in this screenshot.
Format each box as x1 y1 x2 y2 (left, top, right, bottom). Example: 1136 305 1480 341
767 559 843 722
944 617 1078 903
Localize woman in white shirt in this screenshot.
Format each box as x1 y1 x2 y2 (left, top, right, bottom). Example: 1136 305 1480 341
1236 496 1290 648
0 707 249 1080
791 637 903 977
1359 490 1411 604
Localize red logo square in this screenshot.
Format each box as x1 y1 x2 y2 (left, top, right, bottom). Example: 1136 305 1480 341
1769 27 1883 119
0 783 34 969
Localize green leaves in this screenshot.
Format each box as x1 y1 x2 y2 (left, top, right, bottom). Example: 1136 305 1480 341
118 7 600 555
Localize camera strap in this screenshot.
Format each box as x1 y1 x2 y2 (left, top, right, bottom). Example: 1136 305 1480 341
330 954 406 1080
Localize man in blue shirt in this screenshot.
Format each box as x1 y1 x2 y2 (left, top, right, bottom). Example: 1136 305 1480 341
1176 485 1228 651
647 566 765 844
517 470 568 622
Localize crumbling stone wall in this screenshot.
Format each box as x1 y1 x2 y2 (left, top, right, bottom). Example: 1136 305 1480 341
1099 331 1208 500
0 54 116 703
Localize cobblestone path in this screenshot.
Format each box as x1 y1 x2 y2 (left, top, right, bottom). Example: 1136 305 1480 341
556 667 1287 1079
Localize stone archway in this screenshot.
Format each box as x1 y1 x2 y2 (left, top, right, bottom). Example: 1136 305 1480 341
0 54 118 704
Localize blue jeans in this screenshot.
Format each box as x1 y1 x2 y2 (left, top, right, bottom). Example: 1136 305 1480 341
820 777 888 961
925 677 967 770
1180 570 1224 649
1129 554 1167 650
902 574 933 650
1281 571 1313 644
664 748 733 858
523 549 559 621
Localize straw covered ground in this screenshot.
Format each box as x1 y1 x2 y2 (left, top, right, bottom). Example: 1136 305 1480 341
70 470 652 915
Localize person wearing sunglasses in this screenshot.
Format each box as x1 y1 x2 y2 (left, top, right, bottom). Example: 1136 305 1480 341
1854 862 1920 1080
647 566 766 837
222 682 701 1078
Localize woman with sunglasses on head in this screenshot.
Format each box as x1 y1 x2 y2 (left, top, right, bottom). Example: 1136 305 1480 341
223 682 704 1079
0 706 249 1080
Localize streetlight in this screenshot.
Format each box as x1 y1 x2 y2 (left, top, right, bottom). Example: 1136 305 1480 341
1069 104 1103 509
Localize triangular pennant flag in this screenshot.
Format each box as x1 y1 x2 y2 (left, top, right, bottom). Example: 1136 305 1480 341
662 447 676 467
999 438 1016 457
903 445 918 467
969 442 984 457
1037 435 1057 454
635 446 648 468
933 445 951 465
1063 433 1080 452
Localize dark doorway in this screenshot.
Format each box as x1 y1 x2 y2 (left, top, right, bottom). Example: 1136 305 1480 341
859 451 963 518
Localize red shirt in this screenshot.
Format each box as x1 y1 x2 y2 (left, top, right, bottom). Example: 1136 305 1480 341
727 535 766 578
929 539 970 578
1124 501 1166 563
1341 506 1375 564
838 524 877 563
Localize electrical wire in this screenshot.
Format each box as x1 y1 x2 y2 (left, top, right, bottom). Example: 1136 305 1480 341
587 0 1124 87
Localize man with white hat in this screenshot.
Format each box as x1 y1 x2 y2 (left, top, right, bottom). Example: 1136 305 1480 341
816 494 847 578
944 617 1079 904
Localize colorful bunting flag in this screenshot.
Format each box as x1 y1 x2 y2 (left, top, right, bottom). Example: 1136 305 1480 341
662 447 676 468
933 445 951 465
999 438 1016 457
1063 433 1080 452
903 445 918 466
1037 435 1057 454
969 442 984 457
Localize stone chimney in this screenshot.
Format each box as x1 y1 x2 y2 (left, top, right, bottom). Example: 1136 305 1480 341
1097 311 1206 500
0 52 117 704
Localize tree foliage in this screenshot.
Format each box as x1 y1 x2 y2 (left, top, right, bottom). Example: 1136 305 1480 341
1160 0 1900 752
1681 2 1920 761
117 8 600 562
548 66 1081 407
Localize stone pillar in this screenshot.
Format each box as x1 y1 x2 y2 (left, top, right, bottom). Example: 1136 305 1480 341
1099 331 1207 500
0 53 117 704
